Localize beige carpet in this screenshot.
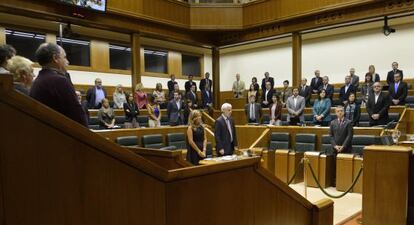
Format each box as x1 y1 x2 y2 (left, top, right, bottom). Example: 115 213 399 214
289 183 362 225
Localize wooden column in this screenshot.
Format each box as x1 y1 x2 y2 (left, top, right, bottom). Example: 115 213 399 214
212 47 220 110
292 32 302 88
131 33 141 89
363 145 412 225
0 27 5 44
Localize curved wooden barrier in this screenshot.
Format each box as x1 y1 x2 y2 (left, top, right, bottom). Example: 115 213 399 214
0 75 333 225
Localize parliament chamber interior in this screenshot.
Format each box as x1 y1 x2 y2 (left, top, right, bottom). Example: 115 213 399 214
2 0 414 225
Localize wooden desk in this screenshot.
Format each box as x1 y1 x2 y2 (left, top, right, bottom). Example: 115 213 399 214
304 152 334 188
224 97 246 109
336 154 355 192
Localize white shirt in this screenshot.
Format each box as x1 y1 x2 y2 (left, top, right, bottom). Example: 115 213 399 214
250 103 255 119
345 84 350 93
271 103 277 119
293 96 298 108
374 93 380 104
175 100 181 110
265 89 270 102
222 115 233 142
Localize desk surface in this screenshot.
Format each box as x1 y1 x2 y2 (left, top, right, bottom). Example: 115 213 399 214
199 155 258 165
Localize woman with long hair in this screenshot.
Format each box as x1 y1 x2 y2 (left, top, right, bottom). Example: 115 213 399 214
98 98 115 129
312 89 332 126
134 83 147 109
344 92 361 126
186 110 207 165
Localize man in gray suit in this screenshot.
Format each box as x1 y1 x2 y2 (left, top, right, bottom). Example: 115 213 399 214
329 106 353 154
286 87 305 125
245 95 262 123
167 92 184 126
349 68 360 90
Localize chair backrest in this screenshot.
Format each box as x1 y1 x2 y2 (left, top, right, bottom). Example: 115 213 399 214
388 113 400 123
262 114 270 124
351 135 377 155
167 133 186 149
269 132 289 150
88 124 100 130
137 116 149 127
142 134 164 149
295 133 316 152
115 116 126 125
116 136 139 147
89 117 99 126
320 134 334 155
161 115 170 126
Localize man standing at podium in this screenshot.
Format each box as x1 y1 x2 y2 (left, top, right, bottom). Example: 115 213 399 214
329 106 353 154
215 103 238 156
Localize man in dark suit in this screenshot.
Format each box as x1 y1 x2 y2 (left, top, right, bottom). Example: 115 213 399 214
201 85 213 112
199 72 212 92
30 43 87 127
349 68 360 90
245 95 262 123
329 106 353 154
310 70 323 94
185 84 198 108
261 72 274 93
215 103 238 156
167 91 184 126
318 76 334 102
387 62 404 85
185 75 197 93
388 72 407 106
299 78 312 107
339 75 355 105
366 82 390 126
167 74 177 96
261 81 275 108
86 78 107 109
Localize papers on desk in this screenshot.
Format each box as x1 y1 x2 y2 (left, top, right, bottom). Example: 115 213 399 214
203 155 239 162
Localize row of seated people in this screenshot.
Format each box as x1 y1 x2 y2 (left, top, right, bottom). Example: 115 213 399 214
83 74 213 111
245 82 400 127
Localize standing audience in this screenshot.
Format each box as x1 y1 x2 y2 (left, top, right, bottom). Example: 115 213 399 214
0 44 16 74
344 93 361 126
366 82 390 126
319 76 334 101
97 98 115 129
86 78 107 109
280 80 292 106
299 78 312 107
185 75 197 93
201 85 213 113
183 99 194 125
123 93 140 128
113 84 127 109
366 65 380 83
286 87 305 125
167 91 184 126
232 73 245 98
339 75 355 106
310 70 323 94
147 94 161 127
186 84 198 108
167 74 177 96
269 94 282 126
360 73 374 107
245 95 262 123
8 56 34 95
387 62 403 85
247 83 259 102
251 77 260 92
76 91 89 124
349 68 360 90
134 83 147 109
199 72 212 92
261 81 274 108
312 89 332 126
261 72 274 93
330 106 353 155
388 72 407 106
30 43 87 126
153 83 167 109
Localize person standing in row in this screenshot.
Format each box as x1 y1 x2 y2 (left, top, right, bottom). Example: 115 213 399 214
186 110 207 165
215 103 238 156
232 73 245 98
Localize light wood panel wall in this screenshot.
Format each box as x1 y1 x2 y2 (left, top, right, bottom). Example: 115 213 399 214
190 5 243 29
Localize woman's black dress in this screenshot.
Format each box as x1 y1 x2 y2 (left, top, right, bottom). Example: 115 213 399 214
186 126 205 165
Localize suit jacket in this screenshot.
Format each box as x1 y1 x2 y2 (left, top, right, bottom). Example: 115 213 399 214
344 102 361 126
86 86 107 109
199 78 212 91
123 102 139 122
299 85 312 106
30 68 88 127
167 100 184 125
286 95 305 122
201 90 213 108
319 84 334 100
280 88 292 104
215 115 238 156
339 84 356 104
232 80 246 98
269 102 282 120
261 89 275 107
329 119 353 153
261 77 275 92
350 75 360 89
310 77 323 92
387 69 403 84
388 81 408 105
185 81 197 93
366 92 390 125
186 91 198 107
312 98 332 123
245 103 262 122
167 80 177 93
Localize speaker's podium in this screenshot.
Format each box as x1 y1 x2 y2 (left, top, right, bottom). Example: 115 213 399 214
275 150 304 184
304 151 335 188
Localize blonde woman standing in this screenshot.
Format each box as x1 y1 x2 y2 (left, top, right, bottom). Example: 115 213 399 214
186 110 207 165
134 83 147 109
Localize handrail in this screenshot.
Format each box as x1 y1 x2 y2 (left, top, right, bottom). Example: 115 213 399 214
249 128 270 149
202 111 216 127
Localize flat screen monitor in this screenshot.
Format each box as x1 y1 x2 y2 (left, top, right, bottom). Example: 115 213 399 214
54 0 107 12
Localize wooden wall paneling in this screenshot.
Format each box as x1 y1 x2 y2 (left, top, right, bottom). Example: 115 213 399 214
212 47 220 110
167 51 182 78
292 32 302 87
190 5 243 29
90 40 110 72
0 27 6 45
132 33 141 87
363 145 412 225
406 109 414 134
235 125 268 149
